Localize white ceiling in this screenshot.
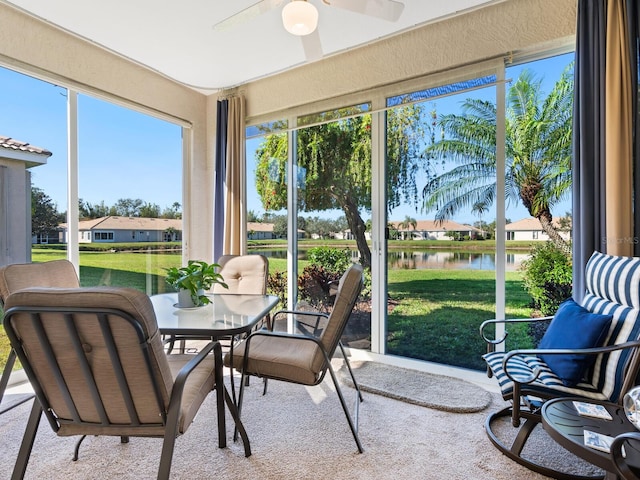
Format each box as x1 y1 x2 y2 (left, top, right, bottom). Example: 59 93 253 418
4 0 498 93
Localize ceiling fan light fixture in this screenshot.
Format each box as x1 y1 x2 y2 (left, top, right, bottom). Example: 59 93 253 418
282 0 318 36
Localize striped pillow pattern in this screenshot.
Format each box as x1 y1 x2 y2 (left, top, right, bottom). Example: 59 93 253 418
484 251 640 403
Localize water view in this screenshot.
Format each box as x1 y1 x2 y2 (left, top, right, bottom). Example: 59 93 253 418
255 249 528 271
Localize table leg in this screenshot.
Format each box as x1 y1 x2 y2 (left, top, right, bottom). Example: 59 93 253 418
213 343 226 449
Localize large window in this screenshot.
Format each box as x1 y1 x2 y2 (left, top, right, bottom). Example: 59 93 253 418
0 66 184 293
244 50 574 372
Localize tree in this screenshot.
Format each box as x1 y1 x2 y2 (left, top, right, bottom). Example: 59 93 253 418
114 198 144 217
272 215 288 238
32 187 63 241
78 199 111 219
398 215 417 240
422 65 574 254
255 104 426 269
139 202 160 218
161 202 182 219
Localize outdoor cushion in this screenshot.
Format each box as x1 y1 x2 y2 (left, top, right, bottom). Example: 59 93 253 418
538 298 613 386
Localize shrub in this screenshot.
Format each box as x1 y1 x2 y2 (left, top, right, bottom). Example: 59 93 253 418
520 242 572 317
267 270 287 305
298 264 342 311
306 246 352 272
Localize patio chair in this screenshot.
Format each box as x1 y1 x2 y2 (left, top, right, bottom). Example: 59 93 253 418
0 260 79 413
480 251 640 479
2 286 250 480
165 254 269 354
224 263 365 453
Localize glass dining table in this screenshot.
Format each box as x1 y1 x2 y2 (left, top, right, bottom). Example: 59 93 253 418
150 292 280 338
150 292 280 455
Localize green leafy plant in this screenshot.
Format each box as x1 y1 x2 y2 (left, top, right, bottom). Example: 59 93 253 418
520 242 572 317
165 260 228 306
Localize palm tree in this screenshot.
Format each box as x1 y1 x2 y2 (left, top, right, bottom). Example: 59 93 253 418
422 65 573 253
398 215 418 240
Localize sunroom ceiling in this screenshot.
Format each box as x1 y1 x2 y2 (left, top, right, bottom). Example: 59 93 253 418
3 0 500 93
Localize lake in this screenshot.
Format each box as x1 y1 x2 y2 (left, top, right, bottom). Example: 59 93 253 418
255 249 528 271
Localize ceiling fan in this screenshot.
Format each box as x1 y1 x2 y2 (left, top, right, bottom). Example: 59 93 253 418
213 0 405 61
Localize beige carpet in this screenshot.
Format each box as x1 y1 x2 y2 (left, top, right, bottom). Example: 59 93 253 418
0 360 601 480
338 361 493 413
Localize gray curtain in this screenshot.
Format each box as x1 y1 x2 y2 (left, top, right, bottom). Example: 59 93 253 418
572 0 607 301
213 99 228 263
573 0 640 300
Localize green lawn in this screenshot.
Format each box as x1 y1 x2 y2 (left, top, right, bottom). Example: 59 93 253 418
0 246 535 373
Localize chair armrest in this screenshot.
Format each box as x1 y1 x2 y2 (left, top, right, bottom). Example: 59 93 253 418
271 309 329 335
167 341 220 417
502 339 640 385
611 432 640 479
479 316 553 349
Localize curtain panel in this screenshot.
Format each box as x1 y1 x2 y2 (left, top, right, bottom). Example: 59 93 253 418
573 0 639 299
223 95 247 256
213 99 228 262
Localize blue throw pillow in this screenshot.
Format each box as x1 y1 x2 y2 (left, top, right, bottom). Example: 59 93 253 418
538 298 613 387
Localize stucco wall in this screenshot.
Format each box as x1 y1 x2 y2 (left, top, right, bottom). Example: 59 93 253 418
0 160 30 265
0 3 211 261
242 0 576 119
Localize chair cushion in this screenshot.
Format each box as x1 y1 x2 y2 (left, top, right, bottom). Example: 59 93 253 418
224 334 322 385
0 259 79 304
483 350 609 402
538 298 613 386
212 255 268 294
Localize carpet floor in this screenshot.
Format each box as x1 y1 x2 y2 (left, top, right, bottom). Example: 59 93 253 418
0 360 602 480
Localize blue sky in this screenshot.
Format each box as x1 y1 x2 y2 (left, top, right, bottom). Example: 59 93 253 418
246 52 575 225
0 67 182 213
1 51 573 225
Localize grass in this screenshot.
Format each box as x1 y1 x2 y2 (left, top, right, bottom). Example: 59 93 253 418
0 244 537 373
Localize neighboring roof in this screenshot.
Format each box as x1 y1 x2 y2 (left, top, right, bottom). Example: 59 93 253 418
506 217 566 231
73 216 182 231
247 222 274 233
391 219 480 232
0 136 52 168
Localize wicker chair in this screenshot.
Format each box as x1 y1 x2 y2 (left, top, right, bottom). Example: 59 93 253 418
3 286 250 480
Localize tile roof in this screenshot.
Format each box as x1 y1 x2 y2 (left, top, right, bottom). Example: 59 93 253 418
0 136 52 156
390 219 479 232
505 217 565 231
75 216 182 230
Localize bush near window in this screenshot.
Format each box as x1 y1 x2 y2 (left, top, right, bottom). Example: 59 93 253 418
267 247 368 312
521 241 573 318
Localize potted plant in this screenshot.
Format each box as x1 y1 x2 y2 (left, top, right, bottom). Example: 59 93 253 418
165 260 228 307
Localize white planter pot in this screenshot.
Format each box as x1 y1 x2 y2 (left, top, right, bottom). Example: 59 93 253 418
177 289 196 308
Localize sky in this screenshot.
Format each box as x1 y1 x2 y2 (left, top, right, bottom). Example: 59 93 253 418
247 52 575 226
0 67 182 214
1 51 573 225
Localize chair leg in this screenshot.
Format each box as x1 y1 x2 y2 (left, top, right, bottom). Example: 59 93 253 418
0 349 34 415
327 359 364 453
338 343 363 402
72 435 87 461
224 384 251 457
485 406 603 480
0 349 17 404
11 398 43 480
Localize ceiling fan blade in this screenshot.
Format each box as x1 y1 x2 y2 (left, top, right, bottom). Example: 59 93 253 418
322 0 405 22
301 30 323 61
213 0 286 32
